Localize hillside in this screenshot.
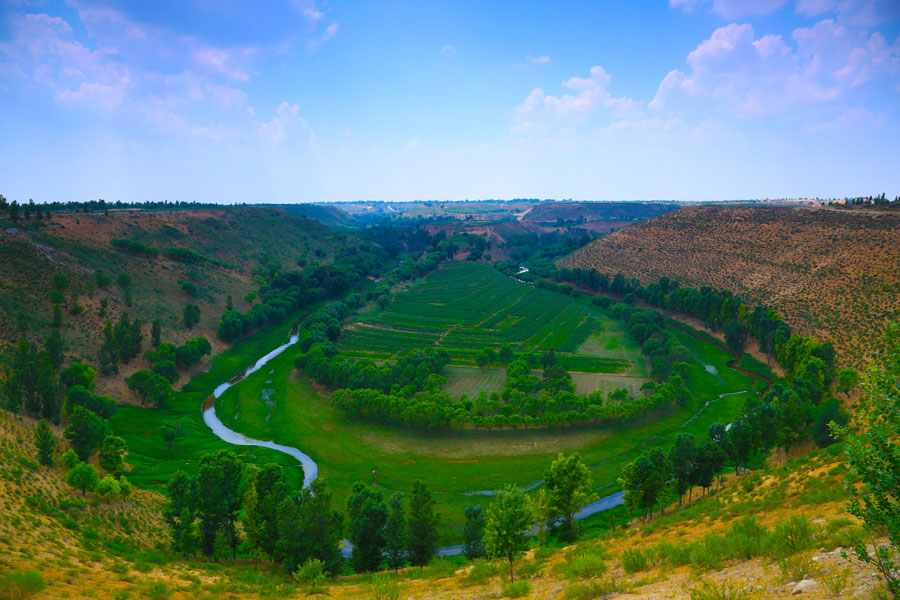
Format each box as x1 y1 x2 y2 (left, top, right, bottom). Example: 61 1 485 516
276 203 358 228
560 205 900 366
0 208 355 395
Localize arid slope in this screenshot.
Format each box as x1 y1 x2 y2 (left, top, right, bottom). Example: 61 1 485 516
560 205 900 365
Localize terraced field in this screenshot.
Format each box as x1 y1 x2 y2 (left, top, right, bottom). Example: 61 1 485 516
341 262 639 375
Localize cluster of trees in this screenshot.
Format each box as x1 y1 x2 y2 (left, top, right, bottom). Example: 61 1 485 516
323 346 690 431
217 261 373 343
0 195 52 221
164 451 441 575
298 347 450 395
124 337 209 407
1 197 229 215
2 336 62 422
620 351 851 523
98 312 144 376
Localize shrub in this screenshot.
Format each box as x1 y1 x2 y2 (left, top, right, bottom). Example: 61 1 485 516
822 567 851 596
501 579 531 598
370 573 400 600
726 516 769 559
564 551 606 580
0 569 46 599
767 515 816 558
464 559 498 586
688 535 727 572
776 551 819 583
621 547 649 574
141 580 171 600
60 449 79 469
562 579 623 600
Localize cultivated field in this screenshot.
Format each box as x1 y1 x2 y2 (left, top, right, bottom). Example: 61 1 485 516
341 262 638 375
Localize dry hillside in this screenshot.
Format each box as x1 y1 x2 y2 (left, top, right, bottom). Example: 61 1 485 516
560 205 900 366
0 208 354 395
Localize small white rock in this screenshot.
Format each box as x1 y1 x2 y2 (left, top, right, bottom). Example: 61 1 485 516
792 579 820 595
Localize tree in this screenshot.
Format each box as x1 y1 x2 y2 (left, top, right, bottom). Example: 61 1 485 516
407 480 439 567
244 462 289 561
96 475 121 503
499 344 514 364
275 479 344 576
812 398 848 448
293 558 329 598
51 304 63 328
60 362 96 391
226 294 234 311
66 462 99 496
196 450 244 558
159 420 180 451
544 452 594 541
183 303 201 329
44 330 64 370
119 476 133 500
475 350 490 370
837 367 859 398
64 406 107 460
463 504 486 560
166 470 199 557
346 482 388 572
383 494 406 572
34 419 57 467
834 322 900 597
99 435 128 477
60 449 79 469
669 433 697 504
151 319 162 348
484 485 533 581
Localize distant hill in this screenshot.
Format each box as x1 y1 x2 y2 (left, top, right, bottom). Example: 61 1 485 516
0 207 357 393
560 205 900 366
276 203 357 228
523 201 679 223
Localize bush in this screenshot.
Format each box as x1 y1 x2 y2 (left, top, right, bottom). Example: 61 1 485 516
370 573 400 600
562 579 622 600
0 569 46 599
464 559 498 586
777 551 819 583
726 516 769 559
141 580 171 600
688 535 727 572
767 515 817 558
501 579 531 598
60 449 79 469
621 547 648 574
564 550 606 580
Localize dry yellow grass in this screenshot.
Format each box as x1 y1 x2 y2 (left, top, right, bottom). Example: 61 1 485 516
560 204 900 367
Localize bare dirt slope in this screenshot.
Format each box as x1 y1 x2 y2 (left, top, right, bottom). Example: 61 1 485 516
560 204 900 366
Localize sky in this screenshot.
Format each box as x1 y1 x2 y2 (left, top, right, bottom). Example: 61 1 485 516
1 0 899 204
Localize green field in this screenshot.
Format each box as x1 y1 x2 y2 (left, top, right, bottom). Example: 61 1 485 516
211 263 761 544
340 262 639 376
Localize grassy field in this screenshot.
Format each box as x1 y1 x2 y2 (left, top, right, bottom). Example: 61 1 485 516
215 267 761 544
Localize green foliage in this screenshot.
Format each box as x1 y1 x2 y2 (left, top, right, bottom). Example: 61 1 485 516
544 452 594 541
836 321 900 597
183 303 201 329
485 485 533 581
501 579 531 598
99 435 128 477
463 558 498 585
141 580 171 600
369 572 401 600
60 449 79 469
620 547 648 574
96 474 122 503
407 480 439 567
111 238 160 256
463 504 486 560
64 406 108 460
347 482 388 572
66 461 100 496
384 493 406 571
0 569 47 599
564 549 607 580
34 419 57 467
292 558 329 598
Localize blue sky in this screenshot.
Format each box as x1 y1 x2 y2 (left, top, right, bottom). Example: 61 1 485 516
1 0 898 203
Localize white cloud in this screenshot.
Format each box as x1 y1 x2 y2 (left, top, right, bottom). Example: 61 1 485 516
441 44 456 55
403 139 420 152
670 0 789 19
259 102 313 144
307 22 339 52
528 55 551 64
796 0 837 16
649 20 900 115
514 66 638 121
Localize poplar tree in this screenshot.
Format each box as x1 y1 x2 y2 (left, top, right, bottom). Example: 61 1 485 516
407 481 439 567
384 493 406 572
